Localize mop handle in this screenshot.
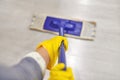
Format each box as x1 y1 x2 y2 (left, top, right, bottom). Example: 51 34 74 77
58 27 66 70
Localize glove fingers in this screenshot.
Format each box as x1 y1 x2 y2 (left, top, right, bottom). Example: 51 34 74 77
49 64 74 80
50 71 71 77
62 37 68 50
52 36 68 50
52 63 65 70
57 36 68 50
48 77 69 80
67 67 74 80
50 66 72 78
67 67 73 72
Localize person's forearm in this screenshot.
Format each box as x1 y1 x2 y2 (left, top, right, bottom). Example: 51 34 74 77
0 47 49 80
11 47 50 80
12 57 43 80
0 56 44 80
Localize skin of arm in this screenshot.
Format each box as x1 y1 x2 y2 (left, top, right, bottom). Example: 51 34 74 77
36 47 50 66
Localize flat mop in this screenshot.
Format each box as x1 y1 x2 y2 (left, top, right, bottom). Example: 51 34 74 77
29 14 96 70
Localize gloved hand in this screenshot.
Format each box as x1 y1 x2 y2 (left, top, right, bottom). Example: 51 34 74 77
48 63 74 80
36 36 68 69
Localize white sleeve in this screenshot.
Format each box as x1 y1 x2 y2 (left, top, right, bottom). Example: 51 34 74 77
23 51 46 75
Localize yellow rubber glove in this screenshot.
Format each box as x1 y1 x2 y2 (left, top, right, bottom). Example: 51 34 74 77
48 63 74 80
36 36 68 69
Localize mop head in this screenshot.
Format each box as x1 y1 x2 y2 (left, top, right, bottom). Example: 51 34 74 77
29 14 96 40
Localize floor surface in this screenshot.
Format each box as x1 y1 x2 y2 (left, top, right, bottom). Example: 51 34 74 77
0 0 120 80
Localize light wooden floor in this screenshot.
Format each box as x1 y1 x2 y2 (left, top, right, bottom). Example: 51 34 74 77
0 0 120 80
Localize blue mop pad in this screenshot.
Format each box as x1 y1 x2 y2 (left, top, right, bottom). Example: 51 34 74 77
30 14 96 40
